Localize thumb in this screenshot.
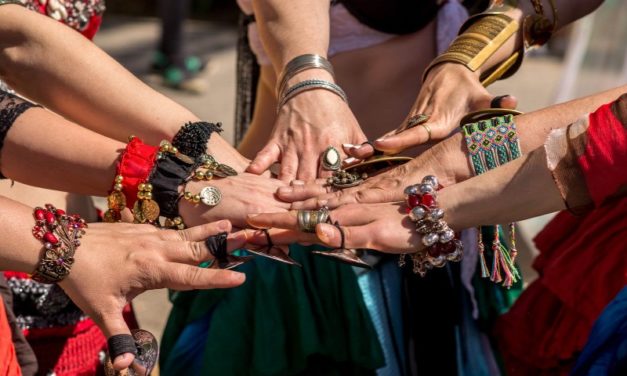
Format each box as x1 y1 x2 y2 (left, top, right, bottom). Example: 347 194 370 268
473 93 518 110
247 143 281 175
98 310 136 370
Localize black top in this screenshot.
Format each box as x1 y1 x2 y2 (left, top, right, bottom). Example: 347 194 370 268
338 0 488 35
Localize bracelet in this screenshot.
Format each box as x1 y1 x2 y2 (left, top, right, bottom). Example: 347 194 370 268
524 0 558 50
398 175 463 277
177 154 238 209
172 121 223 161
460 112 522 288
31 204 87 284
277 79 348 113
276 54 335 99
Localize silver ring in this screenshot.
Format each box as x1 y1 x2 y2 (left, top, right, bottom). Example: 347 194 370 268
321 146 342 171
297 207 330 233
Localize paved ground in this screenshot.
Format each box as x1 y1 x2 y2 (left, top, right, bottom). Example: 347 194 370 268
91 5 625 370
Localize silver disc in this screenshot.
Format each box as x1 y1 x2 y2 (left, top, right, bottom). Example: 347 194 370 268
199 186 222 207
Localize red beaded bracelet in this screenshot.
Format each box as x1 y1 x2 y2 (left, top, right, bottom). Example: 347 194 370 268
31 204 87 284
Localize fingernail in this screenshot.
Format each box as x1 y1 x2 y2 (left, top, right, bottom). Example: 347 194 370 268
342 143 356 149
317 223 334 240
375 137 387 142
217 220 230 231
291 180 305 186
344 157 357 164
247 213 260 219
278 187 292 194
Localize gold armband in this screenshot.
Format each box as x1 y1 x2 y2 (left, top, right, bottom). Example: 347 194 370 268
423 11 521 86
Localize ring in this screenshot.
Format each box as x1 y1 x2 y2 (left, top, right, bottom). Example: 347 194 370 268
490 95 509 109
321 146 341 171
360 141 384 156
107 334 137 360
297 207 330 233
420 123 432 142
326 169 364 189
205 232 228 260
406 114 430 129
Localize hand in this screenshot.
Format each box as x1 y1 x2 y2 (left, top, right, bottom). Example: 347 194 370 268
276 146 456 209
245 202 420 254
345 63 517 159
247 87 367 182
179 173 291 228
58 220 246 371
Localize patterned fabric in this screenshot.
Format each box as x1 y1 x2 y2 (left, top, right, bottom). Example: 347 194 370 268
16 0 105 39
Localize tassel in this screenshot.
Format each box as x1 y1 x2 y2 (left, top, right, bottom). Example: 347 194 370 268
509 222 518 264
490 226 503 283
499 247 514 288
477 227 489 278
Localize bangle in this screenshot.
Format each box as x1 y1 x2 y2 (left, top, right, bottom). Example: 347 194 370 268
277 79 348 113
398 176 463 277
172 121 223 161
276 54 335 99
31 204 87 284
524 0 558 50
460 112 522 288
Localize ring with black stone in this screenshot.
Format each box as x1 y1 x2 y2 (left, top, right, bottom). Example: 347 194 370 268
107 334 138 360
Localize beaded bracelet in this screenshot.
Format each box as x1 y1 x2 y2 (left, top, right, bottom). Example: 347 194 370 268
399 175 463 277
461 113 522 287
31 204 87 284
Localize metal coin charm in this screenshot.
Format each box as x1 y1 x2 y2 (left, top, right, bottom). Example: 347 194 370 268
107 191 126 211
103 209 121 223
199 186 222 207
213 163 238 178
327 169 364 189
321 146 342 171
133 200 160 223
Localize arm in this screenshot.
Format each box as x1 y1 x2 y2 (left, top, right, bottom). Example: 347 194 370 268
282 85 627 208
0 195 245 370
349 0 605 155
245 0 367 181
0 4 246 169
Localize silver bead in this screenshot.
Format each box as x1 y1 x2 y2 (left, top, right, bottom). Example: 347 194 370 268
430 255 447 268
439 229 455 243
404 185 420 196
409 206 427 221
419 183 435 195
422 175 439 188
422 232 439 247
429 208 445 221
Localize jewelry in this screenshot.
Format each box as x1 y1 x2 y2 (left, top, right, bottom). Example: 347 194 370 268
461 113 522 288
277 79 348 113
31 204 87 284
325 169 366 189
276 54 335 99
297 207 330 233
420 123 432 142
490 95 510 108
205 232 252 270
423 12 522 86
399 176 463 277
133 182 160 224
245 229 301 266
105 329 159 376
405 114 430 130
321 146 342 171
311 222 371 269
104 174 125 223
172 121 223 161
198 154 238 178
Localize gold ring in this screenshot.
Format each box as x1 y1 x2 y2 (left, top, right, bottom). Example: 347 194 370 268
297 207 330 233
420 123 432 142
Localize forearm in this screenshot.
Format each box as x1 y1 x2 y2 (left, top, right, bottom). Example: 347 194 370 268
0 5 240 164
443 147 564 229
431 85 627 184
1 107 121 195
251 0 331 75
0 195 43 273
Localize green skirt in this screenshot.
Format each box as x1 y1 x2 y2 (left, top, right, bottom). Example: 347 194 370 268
160 245 385 375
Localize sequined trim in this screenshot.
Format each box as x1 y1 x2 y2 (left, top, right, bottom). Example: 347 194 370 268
17 0 105 32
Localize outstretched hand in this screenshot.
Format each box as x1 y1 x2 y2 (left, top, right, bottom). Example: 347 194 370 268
59 220 246 371
345 63 517 159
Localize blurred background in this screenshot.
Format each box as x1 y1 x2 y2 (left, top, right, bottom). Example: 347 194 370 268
91 0 627 370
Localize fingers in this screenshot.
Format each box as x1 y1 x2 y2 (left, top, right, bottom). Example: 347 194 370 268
176 220 232 241
315 223 376 249
490 94 518 109
373 123 432 154
163 265 246 290
247 143 281 175
297 149 320 182
277 183 329 202
279 147 299 182
343 143 375 159
244 228 319 246
246 211 297 230
165 231 248 264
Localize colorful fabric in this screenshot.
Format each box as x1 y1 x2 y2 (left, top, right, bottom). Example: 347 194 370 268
571 287 627 376
160 245 385 375
0 295 22 376
496 95 627 375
